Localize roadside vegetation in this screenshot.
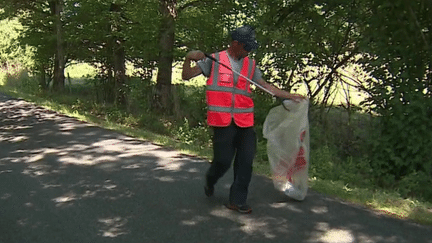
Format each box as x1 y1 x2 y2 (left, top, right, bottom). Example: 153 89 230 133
1 0 432 226
1 68 432 226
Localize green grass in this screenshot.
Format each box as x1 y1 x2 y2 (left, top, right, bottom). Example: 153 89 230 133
0 85 213 159
1 82 432 227
65 62 97 79
309 178 432 225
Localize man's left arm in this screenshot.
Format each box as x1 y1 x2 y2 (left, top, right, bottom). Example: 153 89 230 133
256 78 305 102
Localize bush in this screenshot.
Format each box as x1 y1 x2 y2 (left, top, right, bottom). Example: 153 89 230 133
7 70 429 204
3 68 40 93
367 96 432 193
137 113 170 135
172 84 207 126
399 171 432 201
309 144 340 180
305 104 377 189
127 77 154 115
170 118 211 148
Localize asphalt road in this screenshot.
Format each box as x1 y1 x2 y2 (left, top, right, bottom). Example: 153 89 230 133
1 92 431 243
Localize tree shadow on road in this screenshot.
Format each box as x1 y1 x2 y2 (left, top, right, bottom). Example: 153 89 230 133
1 94 431 243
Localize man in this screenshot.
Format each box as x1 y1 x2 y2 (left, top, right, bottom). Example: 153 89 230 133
182 25 305 214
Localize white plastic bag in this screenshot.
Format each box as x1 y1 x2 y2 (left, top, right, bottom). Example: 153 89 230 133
263 99 310 201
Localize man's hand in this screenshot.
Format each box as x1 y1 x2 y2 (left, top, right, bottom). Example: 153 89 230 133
182 50 205 80
186 50 205 61
257 79 307 102
288 93 306 103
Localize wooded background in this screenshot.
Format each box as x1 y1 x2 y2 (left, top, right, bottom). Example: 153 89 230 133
1 0 431 200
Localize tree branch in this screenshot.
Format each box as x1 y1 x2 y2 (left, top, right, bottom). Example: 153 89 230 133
177 0 211 14
314 48 358 96
408 4 428 50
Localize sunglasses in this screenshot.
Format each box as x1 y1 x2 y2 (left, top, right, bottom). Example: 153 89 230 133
244 44 253 52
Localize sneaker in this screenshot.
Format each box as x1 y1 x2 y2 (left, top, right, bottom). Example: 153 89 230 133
204 185 214 197
225 202 252 214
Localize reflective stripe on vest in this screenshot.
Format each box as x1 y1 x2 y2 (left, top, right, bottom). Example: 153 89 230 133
206 51 256 127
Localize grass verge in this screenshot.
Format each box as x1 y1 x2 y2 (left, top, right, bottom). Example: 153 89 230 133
0 86 213 159
309 178 432 226
1 85 431 226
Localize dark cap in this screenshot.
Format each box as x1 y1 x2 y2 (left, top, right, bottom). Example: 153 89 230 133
230 25 259 52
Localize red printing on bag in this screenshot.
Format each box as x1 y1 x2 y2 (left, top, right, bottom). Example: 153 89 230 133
286 146 307 180
272 130 307 181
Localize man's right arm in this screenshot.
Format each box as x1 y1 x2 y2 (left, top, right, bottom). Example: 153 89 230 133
182 50 205 80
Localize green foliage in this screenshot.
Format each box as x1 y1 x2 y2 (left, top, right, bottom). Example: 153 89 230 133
309 145 339 180
356 0 432 200
171 84 207 124
0 18 32 66
4 70 432 224
1 0 432 204
136 113 170 135
308 142 373 189
0 72 5 86
170 117 211 148
126 77 154 114
167 84 210 148
176 1 231 55
399 171 432 201
0 66 40 93
256 0 363 105
369 98 432 199
309 105 375 159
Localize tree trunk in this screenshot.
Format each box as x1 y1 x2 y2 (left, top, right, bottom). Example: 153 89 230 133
106 66 115 103
52 0 65 92
109 3 127 107
114 43 126 107
39 64 47 90
155 0 176 112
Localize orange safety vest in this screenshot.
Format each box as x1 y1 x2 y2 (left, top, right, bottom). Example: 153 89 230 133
206 51 256 127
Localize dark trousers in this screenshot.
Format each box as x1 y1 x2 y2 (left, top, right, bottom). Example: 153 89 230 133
206 122 256 205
